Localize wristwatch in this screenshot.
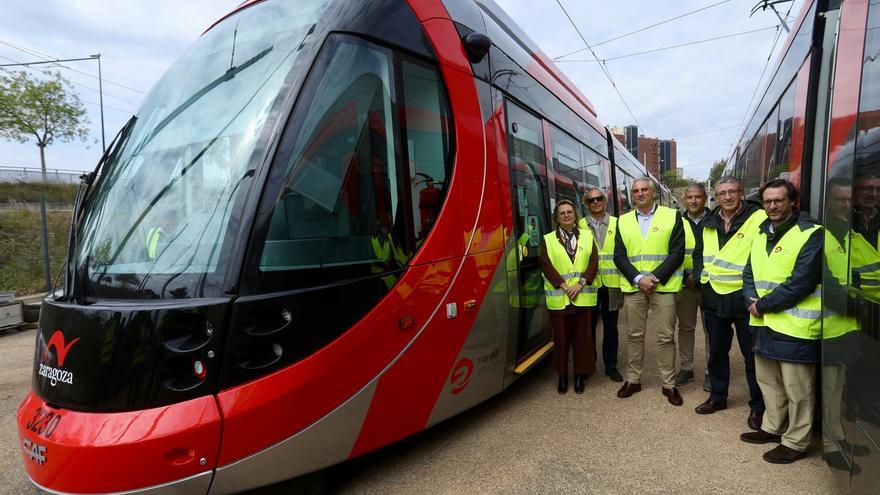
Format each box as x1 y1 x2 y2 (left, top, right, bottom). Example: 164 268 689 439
578 277 587 285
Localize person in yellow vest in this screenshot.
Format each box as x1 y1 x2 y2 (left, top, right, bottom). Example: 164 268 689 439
740 179 823 464
371 226 408 289
613 178 685 406
692 176 766 431
541 199 598 394
674 183 710 389
145 226 163 260
821 176 868 472
578 186 623 382
852 171 880 299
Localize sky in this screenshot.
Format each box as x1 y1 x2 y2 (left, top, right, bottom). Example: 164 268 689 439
0 0 804 180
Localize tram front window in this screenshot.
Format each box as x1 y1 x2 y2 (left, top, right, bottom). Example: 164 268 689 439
73 0 330 298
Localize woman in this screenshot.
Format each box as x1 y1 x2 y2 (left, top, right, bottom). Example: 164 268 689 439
541 199 599 394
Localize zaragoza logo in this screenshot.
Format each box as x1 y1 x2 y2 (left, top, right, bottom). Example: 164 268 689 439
39 330 79 387
450 358 474 395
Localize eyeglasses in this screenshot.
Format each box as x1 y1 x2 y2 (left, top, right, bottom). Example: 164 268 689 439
762 198 788 207
585 197 604 204
715 189 741 198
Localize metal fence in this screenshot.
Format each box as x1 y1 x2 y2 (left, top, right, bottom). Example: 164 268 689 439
0 166 84 184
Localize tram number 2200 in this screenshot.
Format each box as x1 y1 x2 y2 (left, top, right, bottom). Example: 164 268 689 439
25 407 62 439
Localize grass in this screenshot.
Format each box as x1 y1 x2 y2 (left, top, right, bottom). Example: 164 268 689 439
0 183 73 296
0 181 78 204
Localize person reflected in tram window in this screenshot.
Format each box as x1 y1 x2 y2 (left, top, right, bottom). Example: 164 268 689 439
541 199 598 394
852 169 880 301
613 178 686 406
692 176 766 430
821 177 868 472
741 179 822 464
673 183 710 390
578 187 623 383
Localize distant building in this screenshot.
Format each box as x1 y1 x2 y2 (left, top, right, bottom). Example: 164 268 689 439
609 125 676 178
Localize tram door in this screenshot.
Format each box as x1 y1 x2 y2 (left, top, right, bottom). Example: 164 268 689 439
505 101 552 361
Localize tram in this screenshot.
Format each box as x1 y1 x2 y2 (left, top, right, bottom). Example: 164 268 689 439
17 0 663 493
726 0 879 490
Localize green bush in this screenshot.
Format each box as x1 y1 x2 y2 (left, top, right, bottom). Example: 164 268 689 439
0 209 71 296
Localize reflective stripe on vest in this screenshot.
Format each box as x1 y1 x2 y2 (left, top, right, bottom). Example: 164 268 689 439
543 229 598 309
749 222 822 339
851 230 880 297
617 205 683 293
700 209 767 294
578 215 620 288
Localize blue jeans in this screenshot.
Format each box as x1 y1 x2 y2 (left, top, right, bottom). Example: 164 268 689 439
705 312 764 412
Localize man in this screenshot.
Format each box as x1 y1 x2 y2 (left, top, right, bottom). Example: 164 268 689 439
579 187 623 382
674 183 710 389
852 171 880 298
692 176 766 431
613 178 686 406
740 179 822 464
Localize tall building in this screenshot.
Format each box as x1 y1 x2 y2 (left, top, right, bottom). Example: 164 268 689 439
609 125 677 178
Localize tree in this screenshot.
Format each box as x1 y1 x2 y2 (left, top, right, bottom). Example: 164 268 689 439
0 70 89 178
708 158 728 186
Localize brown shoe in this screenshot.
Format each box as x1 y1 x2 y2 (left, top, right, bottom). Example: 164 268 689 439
617 381 642 398
740 430 782 444
695 398 727 414
763 444 807 464
747 410 763 431
662 387 683 406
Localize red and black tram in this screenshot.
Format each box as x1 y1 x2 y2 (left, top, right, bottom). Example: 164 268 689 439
17 0 662 493
726 0 879 490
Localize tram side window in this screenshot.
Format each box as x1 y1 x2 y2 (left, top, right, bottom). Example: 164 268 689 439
550 126 584 214
767 81 796 182
744 132 764 199
507 102 550 254
402 60 453 241
259 36 410 279
616 169 632 213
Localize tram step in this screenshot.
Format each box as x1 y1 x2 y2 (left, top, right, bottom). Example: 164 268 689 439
513 341 554 375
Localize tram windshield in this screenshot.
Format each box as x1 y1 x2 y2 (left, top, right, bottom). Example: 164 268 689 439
73 0 329 298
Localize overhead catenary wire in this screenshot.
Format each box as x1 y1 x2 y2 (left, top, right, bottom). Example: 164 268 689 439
556 26 780 63
0 39 147 95
555 0 644 132
553 0 732 60
0 57 135 114
727 0 794 159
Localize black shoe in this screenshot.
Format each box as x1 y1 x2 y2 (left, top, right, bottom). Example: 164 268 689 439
574 374 586 394
695 398 727 414
674 369 694 386
824 451 862 474
558 374 568 394
763 444 807 464
606 369 623 382
740 430 782 444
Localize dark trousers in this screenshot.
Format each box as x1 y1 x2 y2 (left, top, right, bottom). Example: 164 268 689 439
550 307 596 375
705 313 765 412
590 286 619 373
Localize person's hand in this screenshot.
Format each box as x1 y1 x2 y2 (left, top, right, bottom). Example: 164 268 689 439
748 300 762 318
565 283 583 300
638 275 658 293
685 273 695 288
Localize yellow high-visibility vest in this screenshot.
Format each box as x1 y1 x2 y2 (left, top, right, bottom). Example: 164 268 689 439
683 220 695 272
617 205 683 293
851 230 880 298
700 209 767 294
543 229 598 310
146 227 162 260
749 222 823 340
823 231 858 339
578 215 620 288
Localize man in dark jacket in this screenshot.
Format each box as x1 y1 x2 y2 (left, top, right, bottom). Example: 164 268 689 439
740 179 822 465
691 176 766 431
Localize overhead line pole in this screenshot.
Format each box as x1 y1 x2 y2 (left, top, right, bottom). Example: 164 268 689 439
0 55 106 152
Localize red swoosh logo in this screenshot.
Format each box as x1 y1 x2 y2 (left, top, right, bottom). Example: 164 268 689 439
47 330 79 367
